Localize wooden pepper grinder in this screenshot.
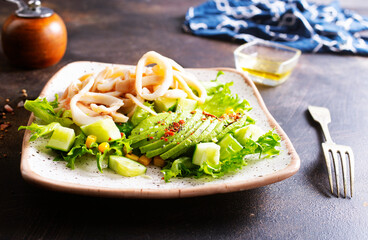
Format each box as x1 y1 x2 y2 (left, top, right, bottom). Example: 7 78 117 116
1 0 67 68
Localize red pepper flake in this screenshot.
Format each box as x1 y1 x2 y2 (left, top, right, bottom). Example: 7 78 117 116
177 142 180 145
149 136 154 140
108 137 112 141
202 111 216 118
191 132 194 135
190 110 196 114
167 131 174 136
168 111 172 113
161 137 165 140
157 121 161 124
178 120 185 125
120 132 125 137
164 138 168 141
161 123 165 125
201 117 207 121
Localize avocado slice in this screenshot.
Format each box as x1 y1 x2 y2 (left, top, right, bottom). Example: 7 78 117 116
128 113 179 144
140 111 203 153
130 112 170 136
80 118 121 143
160 118 213 160
203 120 225 142
145 119 203 158
133 110 195 148
166 118 219 160
216 115 249 141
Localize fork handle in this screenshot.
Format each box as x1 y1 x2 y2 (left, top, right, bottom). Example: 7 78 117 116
319 122 334 143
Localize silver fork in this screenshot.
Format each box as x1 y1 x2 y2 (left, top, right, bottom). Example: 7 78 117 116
308 106 354 198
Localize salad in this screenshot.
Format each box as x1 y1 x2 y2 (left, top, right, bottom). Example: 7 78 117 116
19 51 281 182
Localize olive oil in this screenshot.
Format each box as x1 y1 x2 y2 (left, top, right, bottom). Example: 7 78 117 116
241 67 291 81
234 40 301 86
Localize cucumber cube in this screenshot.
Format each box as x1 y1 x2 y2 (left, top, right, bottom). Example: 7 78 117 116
46 126 75 152
218 133 243 160
234 125 265 145
80 118 121 143
192 142 220 167
109 156 147 177
154 97 177 112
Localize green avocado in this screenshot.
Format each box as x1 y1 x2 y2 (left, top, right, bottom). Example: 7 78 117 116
128 113 178 143
140 111 203 154
166 118 219 160
215 115 248 142
145 119 203 158
130 112 170 136
160 118 214 160
203 120 225 142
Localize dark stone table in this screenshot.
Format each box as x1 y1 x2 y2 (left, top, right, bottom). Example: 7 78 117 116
0 0 367 239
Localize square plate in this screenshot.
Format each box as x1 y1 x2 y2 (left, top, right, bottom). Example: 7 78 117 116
20 62 300 198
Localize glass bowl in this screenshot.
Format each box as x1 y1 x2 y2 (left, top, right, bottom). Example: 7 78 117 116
234 40 301 86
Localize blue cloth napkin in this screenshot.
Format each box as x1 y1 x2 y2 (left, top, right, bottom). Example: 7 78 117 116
183 0 368 55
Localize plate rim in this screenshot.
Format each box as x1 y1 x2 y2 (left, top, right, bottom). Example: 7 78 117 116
20 61 300 199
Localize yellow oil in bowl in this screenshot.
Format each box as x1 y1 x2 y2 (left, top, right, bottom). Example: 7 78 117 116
234 40 301 86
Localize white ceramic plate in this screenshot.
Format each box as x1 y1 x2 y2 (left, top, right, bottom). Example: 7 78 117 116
20 62 300 198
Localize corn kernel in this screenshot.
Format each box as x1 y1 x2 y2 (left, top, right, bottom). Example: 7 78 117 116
86 135 97 148
98 142 110 153
125 153 139 161
138 155 152 166
153 156 165 167
79 73 93 82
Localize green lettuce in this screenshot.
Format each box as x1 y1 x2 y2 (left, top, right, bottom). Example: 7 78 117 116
161 157 195 182
201 73 251 117
24 95 73 127
18 122 61 141
116 121 135 137
58 133 131 172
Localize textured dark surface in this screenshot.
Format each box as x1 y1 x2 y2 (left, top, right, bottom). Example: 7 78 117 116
0 0 367 239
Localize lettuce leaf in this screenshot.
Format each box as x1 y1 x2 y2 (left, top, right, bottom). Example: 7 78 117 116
116 121 135 137
201 79 251 117
18 122 61 141
58 133 132 172
24 95 73 127
161 157 195 182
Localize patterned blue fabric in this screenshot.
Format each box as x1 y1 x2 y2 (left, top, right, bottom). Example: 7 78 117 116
183 0 368 55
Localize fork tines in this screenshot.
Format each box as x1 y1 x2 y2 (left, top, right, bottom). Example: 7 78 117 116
322 143 354 198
